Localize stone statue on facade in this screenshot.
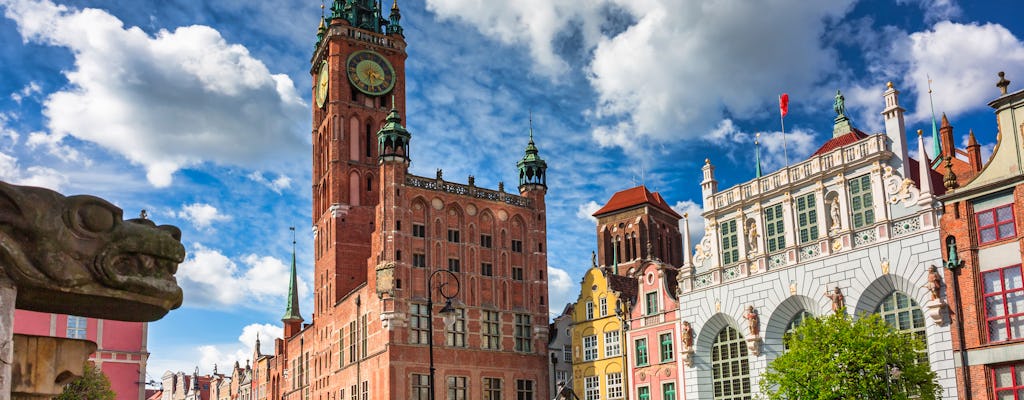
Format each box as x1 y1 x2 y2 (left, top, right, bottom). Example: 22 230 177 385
830 197 842 233
923 265 948 325
746 221 758 253
744 305 760 336
826 286 846 313
926 265 942 300
680 320 696 367
834 89 846 116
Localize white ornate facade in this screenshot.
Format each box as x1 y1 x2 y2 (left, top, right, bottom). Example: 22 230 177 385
674 84 957 399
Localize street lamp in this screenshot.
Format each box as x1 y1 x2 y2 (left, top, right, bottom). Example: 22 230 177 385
427 269 460 400
885 364 902 399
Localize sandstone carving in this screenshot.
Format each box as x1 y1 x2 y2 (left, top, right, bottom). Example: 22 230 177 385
0 181 185 321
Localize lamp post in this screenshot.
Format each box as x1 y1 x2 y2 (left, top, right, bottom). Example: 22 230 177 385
884 364 902 399
427 269 460 400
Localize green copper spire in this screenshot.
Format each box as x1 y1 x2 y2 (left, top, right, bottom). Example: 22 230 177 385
754 133 763 178
377 101 411 163
927 75 942 168
387 0 403 36
517 113 548 191
282 227 303 323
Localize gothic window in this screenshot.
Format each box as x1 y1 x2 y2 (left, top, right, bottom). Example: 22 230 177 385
511 239 523 253
721 219 739 265
876 292 927 362
366 176 372 192
413 223 426 238
481 262 493 276
848 175 875 228
412 253 426 268
796 193 819 243
447 258 460 272
764 204 786 253
365 122 372 158
481 234 493 248
512 266 524 281
447 229 461 243
338 327 345 368
983 265 1024 342
711 326 751 399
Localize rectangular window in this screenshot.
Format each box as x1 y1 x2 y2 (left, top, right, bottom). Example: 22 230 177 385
483 310 501 350
447 229 460 243
481 263 493 276
483 377 502 400
599 297 608 317
348 321 357 363
516 379 534 400
604 331 621 357
563 344 572 362
764 203 786 252
448 258 460 273
993 362 1024 399
555 371 569 386
338 328 345 368
983 264 1024 342
411 374 430 400
645 292 659 315
66 316 87 339
410 303 429 344
797 193 819 243
637 386 650 400
350 384 357 400
481 234 493 248
977 204 1016 244
514 314 532 352
446 308 467 347
585 301 594 320
583 376 599 400
512 267 524 281
446 376 467 400
413 253 426 268
721 219 739 265
413 224 425 238
606 372 623 399
511 240 523 252
662 382 676 400
361 381 368 400
635 338 649 366
360 314 368 358
660 332 674 362
583 335 598 361
849 174 875 228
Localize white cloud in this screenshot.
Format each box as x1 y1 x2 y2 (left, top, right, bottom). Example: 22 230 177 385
671 200 705 253
547 266 577 318
248 171 292 194
575 200 601 223
238 323 282 357
178 203 231 231
9 81 40 104
0 151 68 191
700 119 819 174
0 112 19 146
176 244 307 309
194 323 282 375
896 0 962 24
900 22 1024 123
2 0 306 187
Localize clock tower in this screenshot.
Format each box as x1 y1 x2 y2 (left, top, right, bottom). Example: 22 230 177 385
311 0 406 303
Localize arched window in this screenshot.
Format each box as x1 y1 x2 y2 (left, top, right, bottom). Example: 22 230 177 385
365 122 373 158
711 326 751 399
876 291 928 362
783 311 814 351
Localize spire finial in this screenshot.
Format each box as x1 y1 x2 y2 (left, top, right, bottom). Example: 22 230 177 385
997 71 1011 95
754 133 763 178
528 109 535 143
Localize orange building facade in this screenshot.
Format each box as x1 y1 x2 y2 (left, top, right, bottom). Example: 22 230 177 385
265 2 551 400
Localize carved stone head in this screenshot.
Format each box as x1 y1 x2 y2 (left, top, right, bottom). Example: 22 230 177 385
0 181 185 321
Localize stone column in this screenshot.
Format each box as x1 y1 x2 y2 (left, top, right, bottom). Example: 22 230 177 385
1 277 15 400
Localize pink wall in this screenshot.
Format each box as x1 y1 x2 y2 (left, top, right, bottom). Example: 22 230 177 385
12 309 51 336
102 361 142 400
103 320 145 351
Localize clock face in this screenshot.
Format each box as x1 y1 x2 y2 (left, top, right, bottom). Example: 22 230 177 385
346 50 396 96
315 61 329 109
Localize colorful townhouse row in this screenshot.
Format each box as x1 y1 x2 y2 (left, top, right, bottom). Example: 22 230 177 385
549 74 1024 400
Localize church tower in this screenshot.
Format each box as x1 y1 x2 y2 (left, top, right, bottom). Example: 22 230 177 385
310 0 407 305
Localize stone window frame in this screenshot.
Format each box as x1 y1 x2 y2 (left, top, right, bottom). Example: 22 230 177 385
764 203 786 253
876 291 928 363
446 375 467 400
585 301 594 320
848 174 875 229
711 326 751 399
637 385 651 400
482 310 501 350
482 377 502 400
982 264 1024 343
514 313 532 352
410 303 429 345
645 291 659 316
599 297 608 317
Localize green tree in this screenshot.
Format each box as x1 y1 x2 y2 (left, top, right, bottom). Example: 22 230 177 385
759 312 941 400
56 362 116 400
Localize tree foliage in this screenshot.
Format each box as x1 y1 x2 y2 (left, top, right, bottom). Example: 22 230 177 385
56 362 116 400
759 312 941 400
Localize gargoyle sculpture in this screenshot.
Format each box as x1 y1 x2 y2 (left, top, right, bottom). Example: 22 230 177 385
0 181 185 321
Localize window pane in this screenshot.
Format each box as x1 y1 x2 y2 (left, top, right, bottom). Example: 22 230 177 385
979 211 995 226
998 223 1016 239
1008 292 1024 314
1006 267 1023 290
995 366 1013 387
985 271 1004 293
1011 316 1024 340
981 228 997 243
987 297 1006 317
989 319 1008 342
996 206 1013 222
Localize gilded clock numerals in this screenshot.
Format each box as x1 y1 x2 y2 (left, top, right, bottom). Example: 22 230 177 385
346 50 395 96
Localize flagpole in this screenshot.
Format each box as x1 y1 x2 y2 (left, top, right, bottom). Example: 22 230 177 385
779 94 790 168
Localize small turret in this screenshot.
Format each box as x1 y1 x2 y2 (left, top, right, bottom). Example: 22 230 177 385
701 158 718 210
517 117 547 193
377 104 411 164
882 81 910 177
387 0 403 36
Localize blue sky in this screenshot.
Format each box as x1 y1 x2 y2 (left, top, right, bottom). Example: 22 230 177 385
2 0 1022 380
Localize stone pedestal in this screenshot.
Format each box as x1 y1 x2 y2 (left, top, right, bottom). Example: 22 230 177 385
924 299 946 326
745 335 762 356
10 335 96 400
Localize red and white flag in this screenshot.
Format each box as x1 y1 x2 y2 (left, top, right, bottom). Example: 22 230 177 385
779 93 789 118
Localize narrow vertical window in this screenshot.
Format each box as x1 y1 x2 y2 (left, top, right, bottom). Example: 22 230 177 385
849 174 875 228
764 203 786 252
721 219 739 264
796 193 819 243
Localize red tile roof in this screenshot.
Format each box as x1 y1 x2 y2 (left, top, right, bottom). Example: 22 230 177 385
593 186 681 218
811 129 869 156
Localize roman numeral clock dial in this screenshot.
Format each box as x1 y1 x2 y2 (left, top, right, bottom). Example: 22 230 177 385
346 50 396 97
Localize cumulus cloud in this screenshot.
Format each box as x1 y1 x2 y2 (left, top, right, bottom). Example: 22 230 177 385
671 200 705 251
1 0 306 187
195 323 283 374
900 22 1024 123
701 119 819 174
248 171 292 194
0 151 68 190
178 203 231 231
176 244 307 309
575 200 601 223
547 266 576 318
